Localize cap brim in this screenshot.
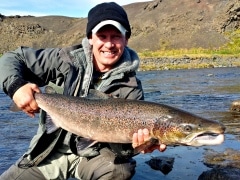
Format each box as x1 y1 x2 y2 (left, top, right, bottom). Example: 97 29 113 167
92 20 127 36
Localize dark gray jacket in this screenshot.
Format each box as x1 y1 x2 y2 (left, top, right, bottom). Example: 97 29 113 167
0 38 144 167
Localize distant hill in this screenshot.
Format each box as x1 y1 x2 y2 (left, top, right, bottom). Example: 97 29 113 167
0 0 239 54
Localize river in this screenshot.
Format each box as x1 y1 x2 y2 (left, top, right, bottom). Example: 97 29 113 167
0 67 240 179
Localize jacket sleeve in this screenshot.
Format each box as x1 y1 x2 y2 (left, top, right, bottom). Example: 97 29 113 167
0 46 70 98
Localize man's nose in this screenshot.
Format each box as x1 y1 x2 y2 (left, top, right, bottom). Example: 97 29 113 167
104 38 114 48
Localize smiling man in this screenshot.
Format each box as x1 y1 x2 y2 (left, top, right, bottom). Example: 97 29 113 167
0 2 166 180
90 23 128 72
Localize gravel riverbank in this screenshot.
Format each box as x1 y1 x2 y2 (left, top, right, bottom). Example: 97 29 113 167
139 56 240 71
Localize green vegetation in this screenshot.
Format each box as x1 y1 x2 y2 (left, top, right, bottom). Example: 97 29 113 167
222 29 240 55
139 30 240 58
138 30 240 70
139 47 240 59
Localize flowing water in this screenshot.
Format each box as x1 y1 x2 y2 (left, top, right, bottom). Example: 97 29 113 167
0 67 240 179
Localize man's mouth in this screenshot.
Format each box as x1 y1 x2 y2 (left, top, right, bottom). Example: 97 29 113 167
101 51 115 55
101 50 117 57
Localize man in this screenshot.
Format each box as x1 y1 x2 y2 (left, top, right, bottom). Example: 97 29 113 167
0 2 166 180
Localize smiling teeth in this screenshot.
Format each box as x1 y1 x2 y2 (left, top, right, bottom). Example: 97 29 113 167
103 51 114 55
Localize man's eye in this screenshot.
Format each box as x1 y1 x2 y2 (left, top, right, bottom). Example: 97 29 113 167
113 35 122 40
98 35 106 39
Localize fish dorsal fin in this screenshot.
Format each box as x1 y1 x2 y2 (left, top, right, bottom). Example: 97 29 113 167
44 86 57 94
46 82 64 94
87 89 111 100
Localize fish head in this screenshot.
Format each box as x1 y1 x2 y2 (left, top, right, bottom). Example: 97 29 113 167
152 110 225 147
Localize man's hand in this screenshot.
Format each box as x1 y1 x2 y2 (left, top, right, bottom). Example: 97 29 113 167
132 128 166 153
12 83 41 117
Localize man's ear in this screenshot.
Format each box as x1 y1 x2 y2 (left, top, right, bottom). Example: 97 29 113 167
88 37 93 46
88 34 93 45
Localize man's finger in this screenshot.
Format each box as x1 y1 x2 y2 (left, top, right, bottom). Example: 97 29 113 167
159 144 167 152
142 128 149 141
137 129 144 144
132 133 138 148
29 100 39 111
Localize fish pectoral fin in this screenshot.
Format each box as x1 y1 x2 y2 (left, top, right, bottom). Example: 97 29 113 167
134 138 159 153
76 137 98 150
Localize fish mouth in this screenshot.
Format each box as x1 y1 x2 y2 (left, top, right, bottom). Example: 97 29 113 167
186 132 225 146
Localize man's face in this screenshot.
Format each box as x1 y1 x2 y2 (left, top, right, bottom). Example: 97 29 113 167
89 25 128 72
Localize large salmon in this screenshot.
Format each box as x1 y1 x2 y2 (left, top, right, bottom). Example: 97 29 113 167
33 88 225 152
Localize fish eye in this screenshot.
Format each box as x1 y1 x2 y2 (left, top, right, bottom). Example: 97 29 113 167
184 125 192 132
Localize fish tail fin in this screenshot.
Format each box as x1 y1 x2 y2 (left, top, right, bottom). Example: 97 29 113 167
9 102 21 112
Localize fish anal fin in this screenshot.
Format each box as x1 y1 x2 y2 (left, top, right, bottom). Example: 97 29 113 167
75 138 100 157
45 113 59 134
76 137 98 150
